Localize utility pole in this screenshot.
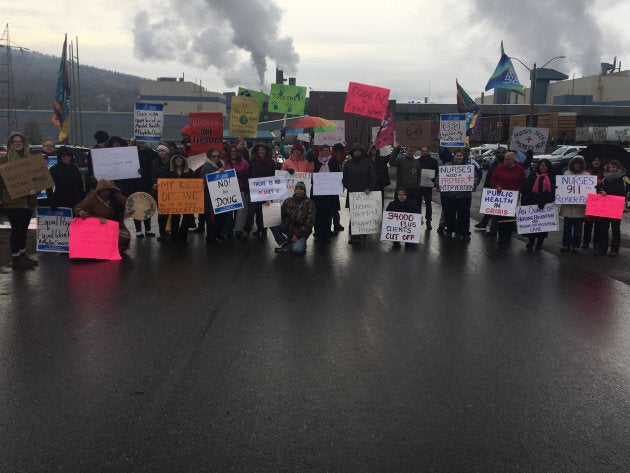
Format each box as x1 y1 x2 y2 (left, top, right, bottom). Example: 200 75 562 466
0 24 20 139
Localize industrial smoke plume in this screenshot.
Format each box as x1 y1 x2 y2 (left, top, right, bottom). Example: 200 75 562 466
132 0 299 89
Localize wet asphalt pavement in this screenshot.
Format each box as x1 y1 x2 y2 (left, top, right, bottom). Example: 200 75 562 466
1 183 630 472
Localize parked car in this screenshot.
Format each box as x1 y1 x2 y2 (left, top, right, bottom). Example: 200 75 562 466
481 149 497 169
470 144 508 165
531 145 586 172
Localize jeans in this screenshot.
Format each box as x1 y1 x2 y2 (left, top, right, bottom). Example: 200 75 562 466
562 217 583 248
270 223 307 254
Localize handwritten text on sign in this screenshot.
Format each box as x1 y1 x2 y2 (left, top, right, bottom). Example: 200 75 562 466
349 191 383 235
248 176 288 202
343 82 390 120
206 169 244 214
262 202 282 227
275 171 312 199
134 102 164 141
157 178 205 214
380 211 422 243
480 188 519 216
555 175 597 204
312 172 343 196
0 154 55 200
91 147 141 181
585 193 626 219
509 126 549 154
189 112 223 155
36 206 73 252
69 217 121 260
439 114 467 147
438 164 475 192
516 204 559 234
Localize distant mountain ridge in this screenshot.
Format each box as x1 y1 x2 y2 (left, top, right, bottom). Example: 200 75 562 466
11 50 143 112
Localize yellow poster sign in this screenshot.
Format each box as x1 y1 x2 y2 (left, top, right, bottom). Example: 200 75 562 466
229 96 259 138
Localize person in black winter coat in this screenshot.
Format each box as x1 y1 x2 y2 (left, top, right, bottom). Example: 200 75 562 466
521 158 555 250
594 159 630 256
385 188 421 249
47 146 86 211
312 144 341 242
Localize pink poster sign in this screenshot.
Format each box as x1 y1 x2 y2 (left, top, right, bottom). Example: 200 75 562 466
69 217 122 260
585 193 626 219
343 82 390 120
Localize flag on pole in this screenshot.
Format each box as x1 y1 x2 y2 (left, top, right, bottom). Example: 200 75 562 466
51 34 70 143
456 80 481 139
374 107 395 150
484 41 524 95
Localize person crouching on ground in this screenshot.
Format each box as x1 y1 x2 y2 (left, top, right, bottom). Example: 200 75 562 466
386 188 421 249
271 181 315 254
74 179 131 253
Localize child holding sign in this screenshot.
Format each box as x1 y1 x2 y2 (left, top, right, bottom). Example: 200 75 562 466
385 188 421 249
594 160 630 257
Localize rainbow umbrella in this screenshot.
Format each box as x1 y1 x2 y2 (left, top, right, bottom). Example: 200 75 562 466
280 116 339 134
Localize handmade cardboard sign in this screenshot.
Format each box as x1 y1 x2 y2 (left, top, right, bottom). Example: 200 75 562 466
381 210 422 243
438 164 475 192
157 178 204 214
0 154 55 199
480 189 519 216
585 193 625 219
439 114 467 147
248 176 288 202
312 172 343 196
555 175 597 204
69 217 121 260
91 147 141 181
516 204 559 234
343 82 390 120
349 191 383 234
36 206 72 252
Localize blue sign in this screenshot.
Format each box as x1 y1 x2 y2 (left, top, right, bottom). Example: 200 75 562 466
440 113 468 147
134 102 164 141
36 206 73 252
206 169 244 214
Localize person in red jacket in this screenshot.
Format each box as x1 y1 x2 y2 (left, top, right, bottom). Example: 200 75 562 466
490 151 526 244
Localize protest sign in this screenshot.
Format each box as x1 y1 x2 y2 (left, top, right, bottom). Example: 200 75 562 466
380 210 422 243
268 83 307 115
229 96 260 138
395 121 432 149
0 154 55 200
314 120 345 146
262 201 282 227
38 156 57 199
275 171 312 199
585 193 626 219
509 126 549 154
555 175 598 204
185 153 206 172
237 87 266 116
91 147 141 181
157 178 204 214
516 204 559 234
343 82 390 120
420 169 436 188
69 217 121 260
189 112 223 155
312 172 343 196
248 176 287 202
479 188 519 216
125 192 157 220
438 164 475 191
439 114 467 147
349 191 383 235
134 102 164 141
206 169 244 214
36 206 72 252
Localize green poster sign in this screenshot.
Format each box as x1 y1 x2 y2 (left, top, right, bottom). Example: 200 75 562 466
267 83 307 115
237 87 266 116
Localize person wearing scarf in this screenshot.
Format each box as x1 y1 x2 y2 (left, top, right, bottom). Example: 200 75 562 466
521 158 555 250
594 159 630 257
311 144 341 242
559 155 588 252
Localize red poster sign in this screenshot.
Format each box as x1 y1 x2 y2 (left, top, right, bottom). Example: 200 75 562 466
585 193 626 219
189 112 223 155
343 82 390 120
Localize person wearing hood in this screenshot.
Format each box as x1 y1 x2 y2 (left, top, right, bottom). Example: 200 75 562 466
311 144 341 242
224 144 250 239
521 158 555 250
271 181 315 254
244 142 277 241
151 145 173 241
74 179 131 253
165 154 195 244
47 146 85 211
582 156 605 249
385 188 421 249
367 144 390 197
559 155 588 252
281 143 314 174
0 132 39 268
342 143 378 244
594 159 630 257
200 148 227 244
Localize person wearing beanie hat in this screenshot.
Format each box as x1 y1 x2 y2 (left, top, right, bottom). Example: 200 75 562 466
156 144 169 153
270 180 315 254
281 142 314 174
47 145 85 211
1 132 39 268
243 142 276 241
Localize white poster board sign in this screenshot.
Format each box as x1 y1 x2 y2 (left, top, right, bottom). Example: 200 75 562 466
479 188 519 216
509 126 549 154
91 147 141 181
516 204 559 234
275 171 312 199
314 120 345 146
438 164 475 192
134 102 164 141
36 206 73 252
349 191 383 235
439 113 467 147
248 176 288 202
420 169 435 188
206 169 244 214
380 210 422 243
186 153 207 172
312 172 343 196
555 175 598 205
262 202 282 227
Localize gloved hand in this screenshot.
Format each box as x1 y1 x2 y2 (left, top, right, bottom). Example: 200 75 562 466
538 203 545 209
287 168 295 175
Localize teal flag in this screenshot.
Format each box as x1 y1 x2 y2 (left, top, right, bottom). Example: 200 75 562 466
484 42 524 95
